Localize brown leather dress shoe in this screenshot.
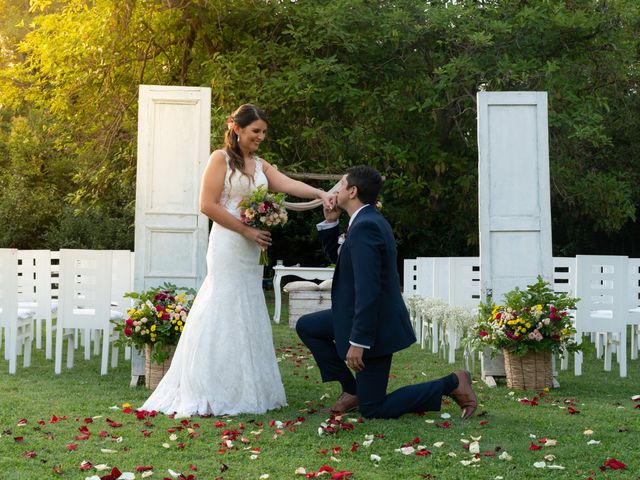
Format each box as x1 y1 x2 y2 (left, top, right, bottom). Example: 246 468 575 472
328 392 358 414
450 370 477 420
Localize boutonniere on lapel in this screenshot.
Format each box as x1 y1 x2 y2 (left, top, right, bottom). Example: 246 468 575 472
338 232 347 245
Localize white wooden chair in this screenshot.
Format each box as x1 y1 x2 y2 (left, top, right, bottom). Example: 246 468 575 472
55 249 114 375
627 258 640 360
0 249 34 373
108 250 133 366
17 250 53 359
574 255 628 378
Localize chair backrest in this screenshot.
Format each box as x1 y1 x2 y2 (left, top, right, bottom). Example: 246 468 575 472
552 257 576 296
58 249 113 330
111 250 133 316
575 255 628 332
17 250 52 321
448 257 481 308
403 259 418 295
0 249 19 328
628 258 640 309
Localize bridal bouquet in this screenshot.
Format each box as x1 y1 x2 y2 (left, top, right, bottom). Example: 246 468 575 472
112 283 196 363
238 185 288 265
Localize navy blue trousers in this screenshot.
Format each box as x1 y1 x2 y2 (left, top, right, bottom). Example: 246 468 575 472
296 309 446 419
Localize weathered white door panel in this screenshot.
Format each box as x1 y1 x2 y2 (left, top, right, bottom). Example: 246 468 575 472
477 91 553 382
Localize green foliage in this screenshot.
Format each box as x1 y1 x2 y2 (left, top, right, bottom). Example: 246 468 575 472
0 0 639 257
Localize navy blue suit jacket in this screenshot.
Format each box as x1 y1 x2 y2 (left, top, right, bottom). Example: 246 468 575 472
319 205 416 359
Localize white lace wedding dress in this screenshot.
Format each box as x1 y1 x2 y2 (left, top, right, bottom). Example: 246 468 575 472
140 154 287 417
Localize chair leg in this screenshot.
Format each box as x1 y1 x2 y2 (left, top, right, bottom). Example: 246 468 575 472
55 326 63 374
83 329 91 360
8 326 17 375
124 345 131 361
100 329 109 375
111 345 119 369
35 318 42 350
603 333 612 372
432 319 439 353
67 332 75 370
631 326 638 361
618 330 627 378
23 328 33 368
574 333 583 376
45 318 53 360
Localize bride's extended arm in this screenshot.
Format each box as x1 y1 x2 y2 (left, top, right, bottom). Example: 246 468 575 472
200 151 271 247
262 160 334 209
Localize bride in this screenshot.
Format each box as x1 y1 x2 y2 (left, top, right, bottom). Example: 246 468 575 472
140 104 334 417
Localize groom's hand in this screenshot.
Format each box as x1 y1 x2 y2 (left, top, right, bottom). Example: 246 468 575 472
346 346 365 372
323 201 341 223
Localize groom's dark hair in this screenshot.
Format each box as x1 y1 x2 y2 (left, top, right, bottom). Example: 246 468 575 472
346 165 382 205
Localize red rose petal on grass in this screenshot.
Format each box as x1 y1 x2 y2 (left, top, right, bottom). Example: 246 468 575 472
189 464 198 471
529 442 542 451
136 466 154 472
603 458 627 470
319 449 328 455
437 421 451 428
14 436 24 442
52 464 63 474
99 431 109 437
331 472 353 479
416 450 431 456
318 466 334 473
23 451 37 458
75 434 90 441
567 407 580 414
479 420 490 426
214 421 227 428
350 442 359 453
79 461 92 471
177 442 186 449
66 443 78 451
332 447 342 454
17 418 28 426
37 420 45 426
122 407 133 414
83 418 93 424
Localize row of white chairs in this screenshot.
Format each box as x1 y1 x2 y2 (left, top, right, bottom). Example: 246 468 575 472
403 256 640 377
0 249 134 374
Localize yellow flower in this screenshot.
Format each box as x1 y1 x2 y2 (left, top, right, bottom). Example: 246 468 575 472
536 304 543 312
150 325 156 331
525 323 531 328
177 320 183 326
175 326 179 331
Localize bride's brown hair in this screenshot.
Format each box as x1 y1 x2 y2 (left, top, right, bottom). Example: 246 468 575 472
224 104 268 181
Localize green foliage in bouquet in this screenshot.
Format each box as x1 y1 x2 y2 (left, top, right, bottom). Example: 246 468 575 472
112 283 196 363
470 276 581 357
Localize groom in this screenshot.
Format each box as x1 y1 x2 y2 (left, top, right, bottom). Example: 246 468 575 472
296 165 477 419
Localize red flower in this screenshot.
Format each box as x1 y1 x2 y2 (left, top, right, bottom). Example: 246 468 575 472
125 319 134 327
123 327 133 336
479 331 489 337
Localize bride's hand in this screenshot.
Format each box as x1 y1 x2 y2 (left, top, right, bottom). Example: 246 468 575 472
318 190 336 211
245 227 272 249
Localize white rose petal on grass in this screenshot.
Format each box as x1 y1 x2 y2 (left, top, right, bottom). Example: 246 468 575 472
260 475 270 480
583 429 594 435
533 461 546 469
94 464 109 471
85 476 101 480
499 451 512 461
544 439 558 447
544 454 556 462
440 412 451 419
118 473 135 480
162 443 171 449
370 454 381 462
100 449 117 454
425 419 435 424
317 427 324 437
548 465 566 470
587 440 601 445
363 439 374 447
397 446 415 455
447 452 457 458
169 433 178 441
142 472 154 479
109 406 119 410
631 394 640 401
295 467 307 475
433 442 445 448
469 441 480 454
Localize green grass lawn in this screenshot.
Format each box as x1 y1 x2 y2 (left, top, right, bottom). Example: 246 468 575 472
1 301 639 480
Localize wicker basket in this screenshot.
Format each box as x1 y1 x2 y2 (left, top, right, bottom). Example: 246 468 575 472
503 350 553 390
144 344 175 390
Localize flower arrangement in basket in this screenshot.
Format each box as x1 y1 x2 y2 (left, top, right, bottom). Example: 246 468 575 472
470 276 581 357
237 184 288 265
112 283 196 364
